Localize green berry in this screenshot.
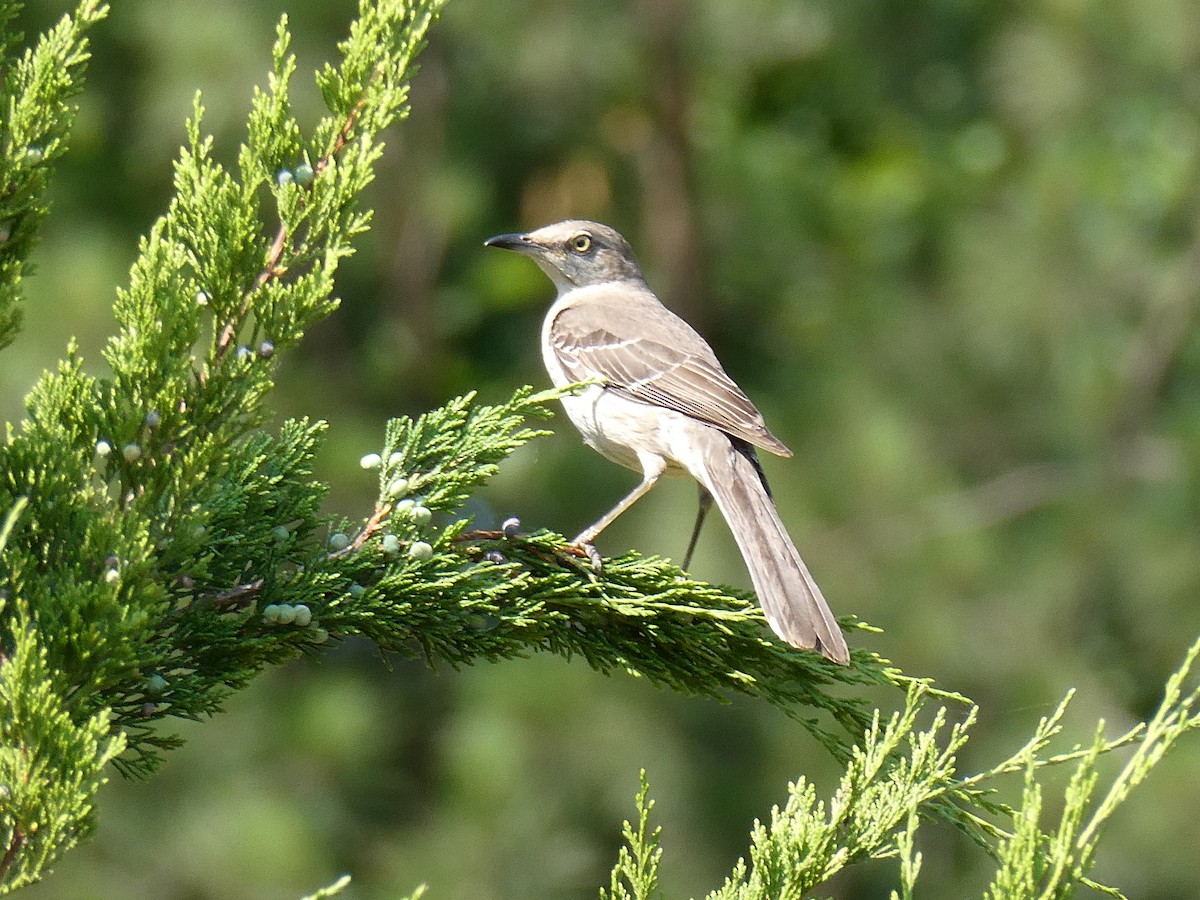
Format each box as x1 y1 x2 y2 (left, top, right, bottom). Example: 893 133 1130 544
409 540 434 561
360 452 382 470
327 532 350 552
381 534 400 555
293 604 312 627
411 505 432 526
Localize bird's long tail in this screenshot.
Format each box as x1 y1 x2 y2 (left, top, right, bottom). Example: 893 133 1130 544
684 429 850 665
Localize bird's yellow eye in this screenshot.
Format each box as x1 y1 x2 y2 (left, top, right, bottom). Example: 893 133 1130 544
571 233 592 253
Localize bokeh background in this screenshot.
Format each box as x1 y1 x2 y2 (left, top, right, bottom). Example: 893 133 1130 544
9 0 1200 896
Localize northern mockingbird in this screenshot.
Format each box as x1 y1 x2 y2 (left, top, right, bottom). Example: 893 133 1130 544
485 220 849 665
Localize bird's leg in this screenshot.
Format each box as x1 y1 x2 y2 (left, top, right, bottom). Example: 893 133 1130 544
681 485 713 571
573 458 665 572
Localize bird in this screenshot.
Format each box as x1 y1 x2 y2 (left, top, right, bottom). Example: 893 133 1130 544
484 219 849 665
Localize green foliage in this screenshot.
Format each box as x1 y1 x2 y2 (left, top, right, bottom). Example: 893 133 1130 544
604 640 1200 899
984 639 1200 899
299 874 352 900
1 1 1199 898
0 500 125 892
602 771 664 900
0 0 450 888
3 0 911 889
285 382 908 758
0 1 107 350
296 871 428 899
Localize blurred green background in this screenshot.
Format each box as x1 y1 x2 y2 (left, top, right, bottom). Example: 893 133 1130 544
9 0 1200 896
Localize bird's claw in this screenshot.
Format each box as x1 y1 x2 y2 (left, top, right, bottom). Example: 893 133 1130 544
576 540 603 573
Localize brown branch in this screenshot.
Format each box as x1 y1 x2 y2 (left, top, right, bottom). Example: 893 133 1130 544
453 527 594 572
206 510 598 610
201 59 409 597
340 501 391 555
210 499 393 609
210 66 381 368
209 577 266 609
0 825 24 883
212 225 289 365
455 528 505 541
313 85 369 178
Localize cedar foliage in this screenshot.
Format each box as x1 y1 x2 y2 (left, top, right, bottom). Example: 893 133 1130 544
0 2 1196 897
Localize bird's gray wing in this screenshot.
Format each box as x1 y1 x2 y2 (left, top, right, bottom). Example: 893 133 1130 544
549 286 791 456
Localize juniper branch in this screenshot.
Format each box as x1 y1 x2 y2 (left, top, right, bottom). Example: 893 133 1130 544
0 4 450 887
602 771 664 900
5 2 1193 897
0 1 108 350
608 642 1200 899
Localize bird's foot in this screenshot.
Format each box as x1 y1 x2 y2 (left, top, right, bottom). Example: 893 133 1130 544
573 539 603 574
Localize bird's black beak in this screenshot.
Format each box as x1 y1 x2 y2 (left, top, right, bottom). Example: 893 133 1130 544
484 232 536 253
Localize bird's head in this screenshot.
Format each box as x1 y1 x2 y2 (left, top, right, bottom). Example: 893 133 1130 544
485 220 644 291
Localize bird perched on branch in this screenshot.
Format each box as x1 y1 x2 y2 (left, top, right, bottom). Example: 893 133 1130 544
485 220 849 665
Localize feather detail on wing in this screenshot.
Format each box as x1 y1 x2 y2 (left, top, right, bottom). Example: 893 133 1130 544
549 284 792 457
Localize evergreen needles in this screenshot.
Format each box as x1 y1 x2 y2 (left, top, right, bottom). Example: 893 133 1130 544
0 1 108 350
0 0 449 887
0 1 1198 897
605 644 1200 899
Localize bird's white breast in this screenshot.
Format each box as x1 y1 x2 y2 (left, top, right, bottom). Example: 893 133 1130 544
542 289 687 476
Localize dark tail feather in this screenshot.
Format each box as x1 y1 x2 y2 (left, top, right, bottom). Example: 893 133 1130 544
693 433 849 665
